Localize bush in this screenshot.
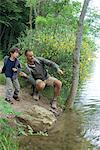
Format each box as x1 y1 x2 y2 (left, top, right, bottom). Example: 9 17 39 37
17 28 95 104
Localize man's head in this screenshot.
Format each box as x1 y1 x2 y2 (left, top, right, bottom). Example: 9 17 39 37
25 50 34 63
9 47 20 58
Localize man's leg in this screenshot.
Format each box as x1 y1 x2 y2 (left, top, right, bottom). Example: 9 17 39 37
53 79 62 99
33 79 46 100
13 78 20 101
35 79 46 91
46 77 62 109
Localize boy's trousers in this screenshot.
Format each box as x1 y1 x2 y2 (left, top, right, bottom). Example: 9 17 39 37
6 77 20 100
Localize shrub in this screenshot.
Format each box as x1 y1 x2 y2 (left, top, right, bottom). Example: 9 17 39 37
17 28 95 104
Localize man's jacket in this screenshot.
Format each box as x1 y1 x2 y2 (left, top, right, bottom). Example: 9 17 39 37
24 57 60 84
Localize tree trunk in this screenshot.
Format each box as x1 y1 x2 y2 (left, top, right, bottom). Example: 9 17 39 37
66 0 90 109
0 25 6 41
29 4 33 30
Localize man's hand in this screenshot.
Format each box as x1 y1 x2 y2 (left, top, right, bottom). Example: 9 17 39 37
12 68 17 72
57 69 64 75
19 72 27 78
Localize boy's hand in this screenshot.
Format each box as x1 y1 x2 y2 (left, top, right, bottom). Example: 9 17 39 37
12 68 17 72
57 69 64 75
19 72 27 78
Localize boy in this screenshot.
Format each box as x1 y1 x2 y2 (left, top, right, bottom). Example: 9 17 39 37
1 47 21 104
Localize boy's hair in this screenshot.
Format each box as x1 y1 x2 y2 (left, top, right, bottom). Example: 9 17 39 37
8 47 20 56
25 49 32 56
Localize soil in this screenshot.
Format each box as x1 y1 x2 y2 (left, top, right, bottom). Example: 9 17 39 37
0 85 62 116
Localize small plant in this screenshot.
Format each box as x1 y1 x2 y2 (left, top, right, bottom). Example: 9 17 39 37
17 122 48 136
27 125 34 135
34 131 48 136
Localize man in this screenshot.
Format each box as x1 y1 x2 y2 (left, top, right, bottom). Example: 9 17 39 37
20 50 63 109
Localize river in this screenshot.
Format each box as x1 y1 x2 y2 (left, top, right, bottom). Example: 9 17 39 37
19 52 100 150
75 51 100 148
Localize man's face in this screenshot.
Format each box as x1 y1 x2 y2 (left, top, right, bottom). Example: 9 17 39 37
26 51 34 62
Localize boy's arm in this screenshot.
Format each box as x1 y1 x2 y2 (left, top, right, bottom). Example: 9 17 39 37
1 56 9 73
13 59 21 73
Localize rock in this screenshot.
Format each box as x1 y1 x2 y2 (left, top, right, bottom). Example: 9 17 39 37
0 86 58 132
16 105 56 132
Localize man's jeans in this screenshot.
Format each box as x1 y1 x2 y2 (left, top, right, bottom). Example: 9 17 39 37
6 77 20 100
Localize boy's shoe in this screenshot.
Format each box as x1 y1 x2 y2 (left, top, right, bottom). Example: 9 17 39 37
13 96 20 101
5 98 14 104
50 99 57 109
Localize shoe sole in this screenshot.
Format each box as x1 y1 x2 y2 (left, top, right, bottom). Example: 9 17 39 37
5 99 14 104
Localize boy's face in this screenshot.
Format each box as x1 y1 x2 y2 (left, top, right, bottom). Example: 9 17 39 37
11 51 19 58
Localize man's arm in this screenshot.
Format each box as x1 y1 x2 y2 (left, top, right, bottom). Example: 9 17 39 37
37 57 59 70
19 65 36 85
37 57 63 75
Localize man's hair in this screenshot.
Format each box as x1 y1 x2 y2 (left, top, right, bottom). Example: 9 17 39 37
25 49 32 56
8 47 20 56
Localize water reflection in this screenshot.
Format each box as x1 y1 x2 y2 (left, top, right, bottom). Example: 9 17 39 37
19 111 93 150
76 52 100 148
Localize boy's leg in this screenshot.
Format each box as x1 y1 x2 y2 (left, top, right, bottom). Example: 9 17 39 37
13 78 20 100
6 78 14 100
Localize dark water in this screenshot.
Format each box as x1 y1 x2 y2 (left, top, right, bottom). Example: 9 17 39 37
19 52 100 150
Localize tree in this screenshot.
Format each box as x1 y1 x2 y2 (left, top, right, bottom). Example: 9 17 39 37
0 0 29 54
25 0 36 30
66 0 91 109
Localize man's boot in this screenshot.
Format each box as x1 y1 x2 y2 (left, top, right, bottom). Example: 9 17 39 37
50 99 57 109
33 90 40 101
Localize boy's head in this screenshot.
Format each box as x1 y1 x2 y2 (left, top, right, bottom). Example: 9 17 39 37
9 47 20 58
25 50 34 62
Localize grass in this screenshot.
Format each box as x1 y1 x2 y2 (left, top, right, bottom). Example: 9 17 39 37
0 98 19 150
0 60 5 85
0 74 5 85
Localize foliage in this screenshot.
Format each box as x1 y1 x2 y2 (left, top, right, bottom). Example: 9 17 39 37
25 0 36 7
17 26 95 104
0 0 30 54
0 74 5 85
85 8 100 37
0 0 98 54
